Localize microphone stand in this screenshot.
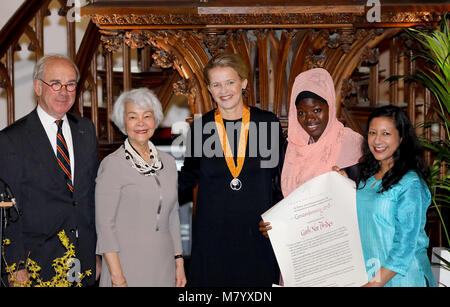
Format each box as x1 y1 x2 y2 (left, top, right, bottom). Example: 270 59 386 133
0 179 15 287
0 197 12 287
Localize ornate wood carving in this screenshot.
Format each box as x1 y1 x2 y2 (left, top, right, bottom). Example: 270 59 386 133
360 46 379 66
193 29 229 57
96 25 412 133
173 79 196 105
341 78 358 107
82 1 448 133
103 28 211 114
100 30 122 52
87 10 446 29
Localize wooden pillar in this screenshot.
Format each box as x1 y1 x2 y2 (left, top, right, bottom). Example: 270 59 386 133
369 63 379 107
389 37 398 106
90 55 99 137
406 49 416 125
424 88 432 165
6 45 15 125
140 46 153 72
122 41 131 91
34 5 45 60
67 20 76 60
257 31 269 110
105 51 114 144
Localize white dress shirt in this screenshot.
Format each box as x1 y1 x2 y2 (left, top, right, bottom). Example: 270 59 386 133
37 105 75 182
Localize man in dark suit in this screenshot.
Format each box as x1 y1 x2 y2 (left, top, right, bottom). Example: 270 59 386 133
0 54 99 286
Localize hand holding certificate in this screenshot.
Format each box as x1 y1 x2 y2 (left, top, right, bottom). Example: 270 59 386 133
262 171 368 287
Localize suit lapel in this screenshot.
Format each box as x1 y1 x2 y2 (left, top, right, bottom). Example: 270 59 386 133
26 109 67 189
67 114 83 194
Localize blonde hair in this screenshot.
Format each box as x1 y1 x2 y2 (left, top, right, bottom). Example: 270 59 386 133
203 52 249 85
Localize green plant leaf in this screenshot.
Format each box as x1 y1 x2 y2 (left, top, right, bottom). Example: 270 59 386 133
390 14 450 248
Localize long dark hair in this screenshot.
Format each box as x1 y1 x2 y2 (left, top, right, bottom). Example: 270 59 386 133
359 105 429 192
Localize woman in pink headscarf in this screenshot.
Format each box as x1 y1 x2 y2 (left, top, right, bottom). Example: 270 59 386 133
260 68 363 237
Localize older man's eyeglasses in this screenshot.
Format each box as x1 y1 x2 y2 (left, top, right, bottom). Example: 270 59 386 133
39 79 77 92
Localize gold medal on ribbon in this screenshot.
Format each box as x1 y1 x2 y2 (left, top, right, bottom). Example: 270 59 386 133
214 106 250 191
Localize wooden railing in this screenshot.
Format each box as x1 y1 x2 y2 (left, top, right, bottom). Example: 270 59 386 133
73 21 102 132
0 0 176 151
0 0 52 126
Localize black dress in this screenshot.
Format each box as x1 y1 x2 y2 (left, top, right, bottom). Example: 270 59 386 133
179 107 283 286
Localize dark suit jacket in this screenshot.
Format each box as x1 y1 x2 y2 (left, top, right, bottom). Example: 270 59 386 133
0 109 98 285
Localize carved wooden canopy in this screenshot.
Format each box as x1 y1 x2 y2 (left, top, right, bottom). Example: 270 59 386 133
82 0 449 130
85 0 447 29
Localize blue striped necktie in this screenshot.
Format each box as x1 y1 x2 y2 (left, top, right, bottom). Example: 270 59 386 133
55 120 73 193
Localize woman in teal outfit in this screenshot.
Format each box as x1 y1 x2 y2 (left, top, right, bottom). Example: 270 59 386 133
336 105 435 287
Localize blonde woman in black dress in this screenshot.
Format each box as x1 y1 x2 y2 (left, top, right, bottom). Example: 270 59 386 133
179 53 282 286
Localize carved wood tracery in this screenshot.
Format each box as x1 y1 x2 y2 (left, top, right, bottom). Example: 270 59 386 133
88 11 445 29
98 25 406 133
82 3 447 134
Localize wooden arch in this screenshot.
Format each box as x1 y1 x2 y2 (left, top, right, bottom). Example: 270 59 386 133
121 30 212 116
83 1 448 133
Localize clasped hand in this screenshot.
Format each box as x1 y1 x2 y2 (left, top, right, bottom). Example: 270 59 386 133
258 166 347 240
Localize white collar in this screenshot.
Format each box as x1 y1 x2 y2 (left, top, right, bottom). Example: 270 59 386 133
37 105 69 128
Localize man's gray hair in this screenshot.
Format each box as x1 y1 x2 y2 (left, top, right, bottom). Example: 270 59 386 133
111 88 164 135
33 54 80 82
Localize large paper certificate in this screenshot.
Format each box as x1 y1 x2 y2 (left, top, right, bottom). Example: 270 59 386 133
262 171 367 287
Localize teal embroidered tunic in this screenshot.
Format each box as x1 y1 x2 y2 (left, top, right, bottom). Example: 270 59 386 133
356 171 436 287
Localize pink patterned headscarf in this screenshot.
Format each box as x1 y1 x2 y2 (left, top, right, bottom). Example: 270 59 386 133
281 68 363 197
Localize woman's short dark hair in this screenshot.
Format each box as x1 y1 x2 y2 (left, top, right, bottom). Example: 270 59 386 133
359 105 429 192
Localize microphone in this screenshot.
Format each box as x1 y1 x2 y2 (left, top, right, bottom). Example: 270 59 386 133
4 184 16 206
0 178 19 215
